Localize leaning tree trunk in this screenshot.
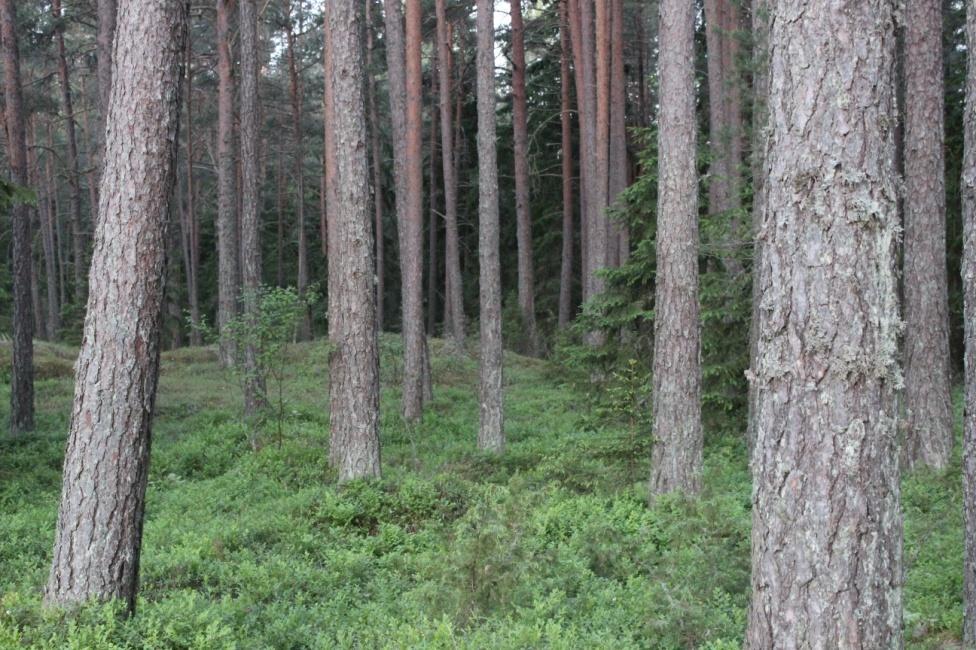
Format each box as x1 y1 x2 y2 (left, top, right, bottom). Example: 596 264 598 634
557 0 575 330
1 0 35 435
475 0 504 453
239 0 266 420
650 0 701 495
902 0 952 470
52 0 87 305
327 0 381 481
45 0 187 612
510 0 539 356
436 0 467 351
962 0 976 641
745 0 903 646
216 0 239 367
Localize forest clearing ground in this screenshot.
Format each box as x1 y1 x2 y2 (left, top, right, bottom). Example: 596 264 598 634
0 337 965 648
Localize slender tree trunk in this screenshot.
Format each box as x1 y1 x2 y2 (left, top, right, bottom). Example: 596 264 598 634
650 0 701 495
276 152 286 287
510 0 539 355
183 35 202 346
428 65 441 336
52 0 87 305
746 1 903 645
40 126 62 340
567 0 589 291
239 0 266 420
436 0 466 350
558 0 575 330
1 0 35 435
326 0 381 481
45 0 187 611
902 0 952 470
93 0 116 222
964 3 976 641
216 0 239 366
608 0 627 268
366 0 385 332
475 0 503 453
285 0 312 340
583 0 606 310
27 120 46 342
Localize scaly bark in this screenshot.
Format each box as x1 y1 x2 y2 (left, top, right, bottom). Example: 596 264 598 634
558 0 575 330
1 0 35 435
366 0 385 331
327 0 382 480
746 0 903 645
45 0 187 610
903 0 952 469
650 0 701 495
216 0 239 366
608 0 628 268
93 0 116 222
476 0 504 453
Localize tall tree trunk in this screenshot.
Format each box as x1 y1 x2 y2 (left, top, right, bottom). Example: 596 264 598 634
327 0 381 481
93 0 116 223
582 0 605 310
436 0 466 350
558 0 575 330
40 123 62 340
366 0 385 332
650 0 700 495
902 0 952 470
428 64 440 336
216 0 239 366
27 120 46 343
1 0 35 435
285 0 312 340
52 0 87 305
183 34 202 346
276 151 286 287
476 0 503 453
239 0 266 420
746 0 903 645
964 2 976 641
608 0 628 267
45 0 187 611
567 0 589 292
510 0 539 355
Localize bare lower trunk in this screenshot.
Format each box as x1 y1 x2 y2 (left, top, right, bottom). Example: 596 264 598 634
902 0 952 470
558 0 575 330
41 123 62 340
745 1 903 645
45 0 186 610
327 0 381 481
428 68 440 336
1 0 35 435
475 0 504 453
650 0 701 495
608 0 627 269
239 0 266 419
93 0 116 223
510 0 539 355
216 0 239 366
182 38 202 346
963 2 976 642
366 0 385 331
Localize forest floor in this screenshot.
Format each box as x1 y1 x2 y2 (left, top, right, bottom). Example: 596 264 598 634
0 336 965 648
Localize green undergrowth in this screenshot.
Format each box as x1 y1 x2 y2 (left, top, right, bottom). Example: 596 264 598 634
0 338 965 648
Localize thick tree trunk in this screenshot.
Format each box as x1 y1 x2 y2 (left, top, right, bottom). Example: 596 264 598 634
963 2 976 642
436 0 466 350
45 0 186 611
902 0 952 470
327 0 381 481
239 0 266 420
52 0 87 305
285 0 312 340
475 0 503 453
216 0 239 366
510 0 539 355
366 0 385 332
581 0 606 311
182 37 202 346
558 0 575 330
650 0 701 495
746 1 903 645
1 0 35 435
400 0 427 421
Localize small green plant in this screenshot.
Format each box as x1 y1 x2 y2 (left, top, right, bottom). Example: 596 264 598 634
200 285 320 448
